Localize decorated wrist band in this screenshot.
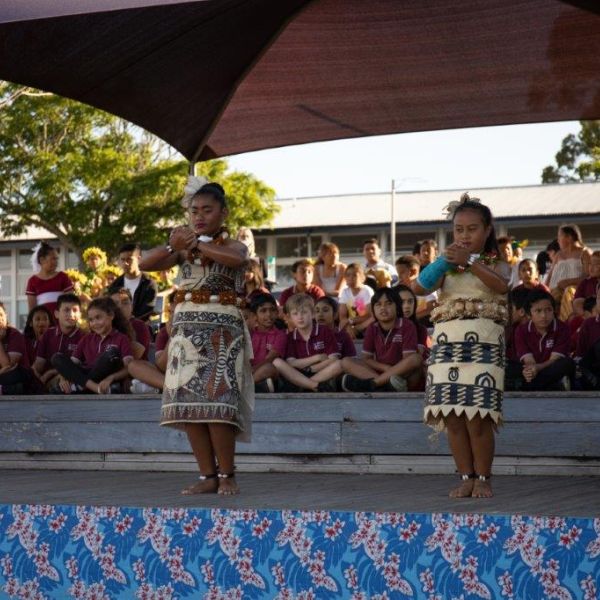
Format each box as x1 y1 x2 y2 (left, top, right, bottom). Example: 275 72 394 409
166 244 174 254
197 235 213 243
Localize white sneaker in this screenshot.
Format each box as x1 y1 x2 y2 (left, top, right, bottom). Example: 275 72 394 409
131 379 159 394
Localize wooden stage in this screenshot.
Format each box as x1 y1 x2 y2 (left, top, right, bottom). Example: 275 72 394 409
1 470 598 518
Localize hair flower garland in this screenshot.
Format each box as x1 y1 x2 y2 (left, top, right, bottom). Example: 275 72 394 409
442 192 481 220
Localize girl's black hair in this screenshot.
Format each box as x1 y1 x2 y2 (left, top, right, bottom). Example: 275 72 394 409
249 292 277 313
370 287 402 320
87 297 134 340
37 241 56 264
197 182 226 209
392 284 418 326
315 295 339 314
23 305 53 340
536 250 550 276
452 193 499 254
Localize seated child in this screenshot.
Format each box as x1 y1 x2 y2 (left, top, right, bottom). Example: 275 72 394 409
23 305 52 365
394 284 431 390
504 287 531 391
573 251 600 316
110 288 151 360
0 301 32 395
128 291 176 393
278 259 325 310
243 259 270 304
315 296 356 358
52 297 134 394
419 239 437 268
498 235 519 288
32 293 83 391
574 283 600 389
394 255 436 324
338 263 375 338
341 288 422 392
511 258 549 294
250 293 287 393
514 289 574 390
273 293 342 392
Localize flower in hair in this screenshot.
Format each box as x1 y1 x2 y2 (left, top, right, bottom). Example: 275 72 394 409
30 242 43 274
442 192 481 220
181 175 208 206
82 246 107 265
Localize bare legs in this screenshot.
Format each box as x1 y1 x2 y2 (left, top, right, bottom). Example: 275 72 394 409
181 422 239 495
445 413 495 498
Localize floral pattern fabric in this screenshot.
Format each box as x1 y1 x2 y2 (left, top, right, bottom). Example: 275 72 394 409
0 503 598 599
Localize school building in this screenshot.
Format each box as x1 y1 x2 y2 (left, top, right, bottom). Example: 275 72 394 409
253 182 600 289
1 182 599 327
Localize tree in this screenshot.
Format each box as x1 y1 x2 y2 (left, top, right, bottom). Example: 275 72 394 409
542 120 600 184
0 82 278 264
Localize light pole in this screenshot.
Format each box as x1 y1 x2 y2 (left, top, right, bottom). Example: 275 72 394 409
390 177 426 264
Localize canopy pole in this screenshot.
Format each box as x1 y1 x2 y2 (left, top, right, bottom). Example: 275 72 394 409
188 161 197 176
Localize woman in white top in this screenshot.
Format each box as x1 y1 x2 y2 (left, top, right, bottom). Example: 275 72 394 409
338 263 375 338
313 242 346 298
545 224 591 320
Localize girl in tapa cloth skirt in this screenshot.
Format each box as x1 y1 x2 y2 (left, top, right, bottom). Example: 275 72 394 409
139 179 253 496
413 193 510 499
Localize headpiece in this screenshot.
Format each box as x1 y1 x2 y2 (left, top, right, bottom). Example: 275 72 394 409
82 246 107 264
442 192 481 220
30 242 43 274
181 175 208 206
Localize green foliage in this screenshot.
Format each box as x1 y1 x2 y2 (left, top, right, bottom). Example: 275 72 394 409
0 82 278 263
542 120 600 184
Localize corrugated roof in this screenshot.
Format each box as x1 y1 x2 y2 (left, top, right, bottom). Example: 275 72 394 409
270 183 600 230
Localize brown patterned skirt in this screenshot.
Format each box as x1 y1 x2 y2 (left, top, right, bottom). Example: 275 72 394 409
160 301 254 442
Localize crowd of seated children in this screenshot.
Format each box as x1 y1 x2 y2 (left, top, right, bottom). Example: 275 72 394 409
341 288 422 393
313 243 346 298
338 263 374 338
273 293 342 392
278 259 325 309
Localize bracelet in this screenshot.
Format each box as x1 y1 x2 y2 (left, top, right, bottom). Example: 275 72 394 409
466 253 479 266
166 244 174 254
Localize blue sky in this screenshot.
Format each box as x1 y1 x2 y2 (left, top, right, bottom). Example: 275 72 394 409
227 121 579 199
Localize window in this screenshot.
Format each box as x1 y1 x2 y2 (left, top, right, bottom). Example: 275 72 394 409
274 265 294 290
275 235 321 259
254 236 268 259
17 300 29 331
330 234 372 258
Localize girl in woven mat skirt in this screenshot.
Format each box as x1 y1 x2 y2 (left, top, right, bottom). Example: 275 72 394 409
140 178 253 496
412 194 510 498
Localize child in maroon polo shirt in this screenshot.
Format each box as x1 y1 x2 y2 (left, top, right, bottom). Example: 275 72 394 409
511 258 550 295
315 296 356 359
514 289 574 391
573 251 600 317
574 284 600 389
249 293 287 393
51 296 134 394
0 301 31 395
277 259 325 313
272 293 342 392
111 288 151 360
504 287 531 391
341 287 422 392
32 293 83 391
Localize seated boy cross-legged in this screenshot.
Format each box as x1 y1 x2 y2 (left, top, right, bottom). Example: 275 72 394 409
273 293 342 392
514 289 574 390
250 293 287 393
574 283 600 389
341 287 422 392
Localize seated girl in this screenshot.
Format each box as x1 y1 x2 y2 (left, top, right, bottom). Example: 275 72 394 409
315 296 356 359
23 305 52 365
243 259 270 304
511 258 549 294
338 263 375 338
0 302 32 395
313 242 346 298
341 288 422 392
52 297 134 394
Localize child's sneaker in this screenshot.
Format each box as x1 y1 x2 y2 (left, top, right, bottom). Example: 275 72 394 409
255 378 276 393
130 379 159 394
316 379 336 393
341 374 376 392
389 375 408 392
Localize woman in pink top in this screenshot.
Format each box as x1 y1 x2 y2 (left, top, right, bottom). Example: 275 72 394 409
26 242 73 315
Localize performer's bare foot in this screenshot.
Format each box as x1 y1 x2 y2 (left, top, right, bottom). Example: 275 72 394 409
449 477 474 498
217 473 239 496
181 475 218 495
472 476 493 498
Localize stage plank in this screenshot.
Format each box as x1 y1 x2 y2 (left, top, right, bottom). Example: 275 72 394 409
0 470 598 518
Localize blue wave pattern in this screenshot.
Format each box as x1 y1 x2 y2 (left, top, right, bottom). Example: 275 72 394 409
0 504 598 599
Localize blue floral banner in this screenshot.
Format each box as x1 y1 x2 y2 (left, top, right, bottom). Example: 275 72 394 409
0 503 598 599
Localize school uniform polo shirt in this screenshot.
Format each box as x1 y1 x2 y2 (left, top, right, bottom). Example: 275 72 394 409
575 316 600 359
2 327 30 368
334 327 356 358
36 326 83 362
130 317 151 360
251 327 288 366
574 277 599 300
362 318 418 366
278 285 326 308
514 318 570 364
285 323 338 360
72 329 133 367
155 327 170 355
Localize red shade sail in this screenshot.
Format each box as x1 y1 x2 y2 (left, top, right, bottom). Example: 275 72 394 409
0 0 598 161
